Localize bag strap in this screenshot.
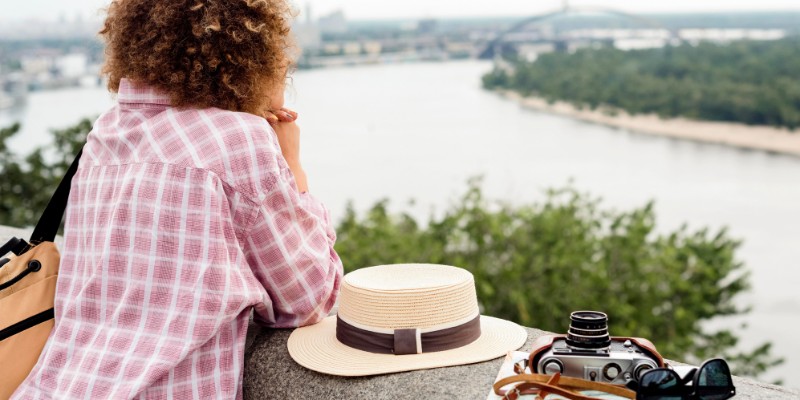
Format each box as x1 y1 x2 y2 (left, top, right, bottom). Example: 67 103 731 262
29 149 83 244
0 237 30 258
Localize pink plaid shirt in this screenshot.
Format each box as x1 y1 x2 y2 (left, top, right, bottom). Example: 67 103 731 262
11 79 343 399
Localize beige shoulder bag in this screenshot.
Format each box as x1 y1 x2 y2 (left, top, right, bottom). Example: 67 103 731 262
0 150 81 399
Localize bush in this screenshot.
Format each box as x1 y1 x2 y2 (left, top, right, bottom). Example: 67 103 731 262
335 178 783 381
0 120 90 229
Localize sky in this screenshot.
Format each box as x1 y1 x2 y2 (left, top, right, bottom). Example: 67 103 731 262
3 0 800 22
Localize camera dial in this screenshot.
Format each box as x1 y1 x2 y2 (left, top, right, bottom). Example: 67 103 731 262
603 363 622 380
542 359 564 375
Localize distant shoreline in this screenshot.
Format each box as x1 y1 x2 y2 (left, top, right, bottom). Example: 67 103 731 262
497 90 800 158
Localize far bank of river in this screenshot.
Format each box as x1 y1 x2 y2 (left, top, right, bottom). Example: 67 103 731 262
498 90 800 158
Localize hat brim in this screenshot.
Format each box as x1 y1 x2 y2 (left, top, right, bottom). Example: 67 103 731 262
287 315 528 376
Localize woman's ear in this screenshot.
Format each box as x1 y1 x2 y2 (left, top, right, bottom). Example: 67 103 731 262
266 64 291 111
266 79 286 111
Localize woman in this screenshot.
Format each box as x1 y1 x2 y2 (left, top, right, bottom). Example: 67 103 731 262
11 0 342 398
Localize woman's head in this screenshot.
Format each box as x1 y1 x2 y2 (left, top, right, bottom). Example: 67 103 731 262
100 0 294 115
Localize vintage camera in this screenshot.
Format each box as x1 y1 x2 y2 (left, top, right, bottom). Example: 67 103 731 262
528 311 664 384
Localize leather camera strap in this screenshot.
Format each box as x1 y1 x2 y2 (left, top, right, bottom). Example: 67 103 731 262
493 373 636 400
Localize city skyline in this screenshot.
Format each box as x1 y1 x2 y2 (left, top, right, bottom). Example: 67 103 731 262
3 0 800 23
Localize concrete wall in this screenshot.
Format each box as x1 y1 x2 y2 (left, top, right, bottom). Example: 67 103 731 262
2 225 798 398
243 323 799 399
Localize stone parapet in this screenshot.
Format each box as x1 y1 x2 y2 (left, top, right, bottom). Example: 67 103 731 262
2 225 797 398
243 323 799 399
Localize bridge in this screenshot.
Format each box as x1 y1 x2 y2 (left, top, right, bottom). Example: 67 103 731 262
478 1 680 60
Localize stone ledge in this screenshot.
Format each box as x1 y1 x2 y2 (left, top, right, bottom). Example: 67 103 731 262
243 323 799 399
2 225 797 398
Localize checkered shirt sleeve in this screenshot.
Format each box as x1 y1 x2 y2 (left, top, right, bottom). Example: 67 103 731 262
244 150 342 328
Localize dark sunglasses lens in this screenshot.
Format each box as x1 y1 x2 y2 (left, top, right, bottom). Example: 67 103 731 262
696 360 735 400
637 370 685 400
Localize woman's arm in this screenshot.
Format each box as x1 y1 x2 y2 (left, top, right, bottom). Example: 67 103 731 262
241 114 342 328
270 117 308 193
242 165 342 328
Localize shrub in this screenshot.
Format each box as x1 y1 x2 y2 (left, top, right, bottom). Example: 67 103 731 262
335 178 783 381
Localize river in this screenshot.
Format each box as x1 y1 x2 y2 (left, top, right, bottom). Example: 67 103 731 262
1 60 798 386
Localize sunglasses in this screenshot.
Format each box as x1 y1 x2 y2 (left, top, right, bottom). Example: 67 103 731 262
634 358 736 400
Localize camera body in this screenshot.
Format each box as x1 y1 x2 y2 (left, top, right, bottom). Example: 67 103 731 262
528 311 664 385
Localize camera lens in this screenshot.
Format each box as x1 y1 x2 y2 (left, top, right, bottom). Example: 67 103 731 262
566 310 611 349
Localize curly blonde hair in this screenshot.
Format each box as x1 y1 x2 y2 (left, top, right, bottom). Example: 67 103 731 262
100 0 294 115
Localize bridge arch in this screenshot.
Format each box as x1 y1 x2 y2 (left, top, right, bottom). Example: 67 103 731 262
479 5 680 59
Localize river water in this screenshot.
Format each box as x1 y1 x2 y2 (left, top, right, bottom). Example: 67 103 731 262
2 60 798 386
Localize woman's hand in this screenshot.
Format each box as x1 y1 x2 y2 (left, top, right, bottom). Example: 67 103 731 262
264 107 300 165
264 108 308 193
264 107 297 125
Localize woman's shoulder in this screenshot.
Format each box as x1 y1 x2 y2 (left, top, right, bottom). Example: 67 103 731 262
164 106 284 199
88 104 283 201
188 107 279 152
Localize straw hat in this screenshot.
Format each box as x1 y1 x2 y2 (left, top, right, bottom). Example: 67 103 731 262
287 264 528 376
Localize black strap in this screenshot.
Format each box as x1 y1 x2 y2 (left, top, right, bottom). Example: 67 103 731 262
0 308 55 342
29 149 83 244
0 237 30 258
0 260 37 291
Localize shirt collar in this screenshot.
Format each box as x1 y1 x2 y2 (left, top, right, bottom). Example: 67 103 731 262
117 78 171 106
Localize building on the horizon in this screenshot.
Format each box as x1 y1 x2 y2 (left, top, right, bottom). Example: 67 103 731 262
318 10 348 34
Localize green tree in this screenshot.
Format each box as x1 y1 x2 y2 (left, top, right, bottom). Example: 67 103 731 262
335 179 783 383
0 119 91 228
484 38 800 130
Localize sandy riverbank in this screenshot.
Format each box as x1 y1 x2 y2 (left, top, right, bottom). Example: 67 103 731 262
498 90 800 158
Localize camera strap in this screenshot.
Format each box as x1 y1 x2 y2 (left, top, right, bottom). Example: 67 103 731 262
493 372 635 400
